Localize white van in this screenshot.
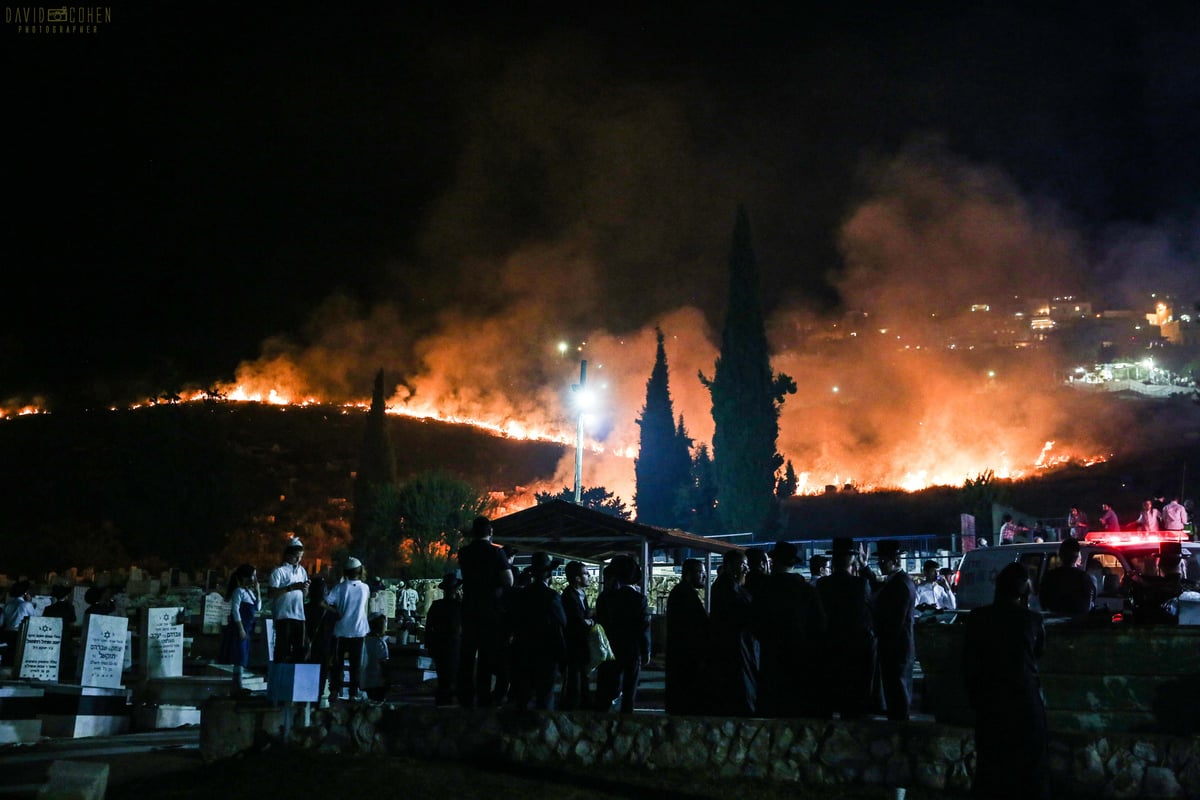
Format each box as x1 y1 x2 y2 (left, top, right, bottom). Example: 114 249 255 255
953 534 1200 615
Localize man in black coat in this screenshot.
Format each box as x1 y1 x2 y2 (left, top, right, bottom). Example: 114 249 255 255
816 538 876 719
559 560 594 710
707 550 758 716
871 539 917 721
507 551 566 710
594 554 651 713
456 515 515 707
753 540 827 717
963 561 1049 799
665 558 709 715
424 572 463 706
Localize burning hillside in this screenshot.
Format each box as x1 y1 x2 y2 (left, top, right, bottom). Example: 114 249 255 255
7 147 1191 506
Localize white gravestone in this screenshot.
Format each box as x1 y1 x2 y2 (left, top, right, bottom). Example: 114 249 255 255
18 617 62 682
371 588 397 619
79 615 129 688
203 592 231 634
144 607 184 679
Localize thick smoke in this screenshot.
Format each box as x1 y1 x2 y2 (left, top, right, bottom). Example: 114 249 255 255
208 35 1194 507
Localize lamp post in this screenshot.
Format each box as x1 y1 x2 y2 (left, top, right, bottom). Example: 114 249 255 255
572 360 588 505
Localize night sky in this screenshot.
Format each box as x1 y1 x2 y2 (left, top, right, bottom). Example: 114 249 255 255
6 3 1200 409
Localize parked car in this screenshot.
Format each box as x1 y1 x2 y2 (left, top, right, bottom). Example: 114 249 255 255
953 533 1200 617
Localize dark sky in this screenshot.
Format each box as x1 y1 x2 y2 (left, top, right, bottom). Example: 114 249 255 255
5 2 1200 408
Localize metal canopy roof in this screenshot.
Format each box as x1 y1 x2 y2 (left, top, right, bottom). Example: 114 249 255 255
490 499 745 565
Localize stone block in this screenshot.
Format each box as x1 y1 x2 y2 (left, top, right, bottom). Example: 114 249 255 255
36 760 109 800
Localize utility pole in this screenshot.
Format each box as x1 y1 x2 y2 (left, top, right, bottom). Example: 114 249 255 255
572 360 588 505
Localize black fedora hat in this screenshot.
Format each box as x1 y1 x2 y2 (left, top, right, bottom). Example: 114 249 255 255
769 540 799 566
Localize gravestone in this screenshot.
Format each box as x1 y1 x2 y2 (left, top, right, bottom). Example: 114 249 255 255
79 615 129 689
142 607 184 679
18 616 62 682
371 588 397 619
203 592 231 634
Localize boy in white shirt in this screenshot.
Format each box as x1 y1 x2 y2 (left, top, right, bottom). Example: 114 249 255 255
325 556 370 701
267 537 309 663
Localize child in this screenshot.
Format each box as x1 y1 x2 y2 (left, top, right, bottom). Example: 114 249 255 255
359 612 390 701
325 557 370 700
218 564 261 690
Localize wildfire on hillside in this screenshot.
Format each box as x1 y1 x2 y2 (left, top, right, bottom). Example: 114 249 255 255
5 149 1154 507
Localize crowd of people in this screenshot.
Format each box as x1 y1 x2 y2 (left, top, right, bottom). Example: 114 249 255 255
658 537 928 722
997 493 1192 546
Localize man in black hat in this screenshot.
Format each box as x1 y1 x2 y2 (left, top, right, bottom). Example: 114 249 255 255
752 540 827 717
594 554 651 713
508 552 566 710
745 548 771 601
425 572 463 706
559 560 594 711
666 558 709 715
815 538 876 719
871 539 917 720
456 515 514 707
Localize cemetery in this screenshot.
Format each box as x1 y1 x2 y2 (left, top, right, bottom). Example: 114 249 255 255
0 566 439 745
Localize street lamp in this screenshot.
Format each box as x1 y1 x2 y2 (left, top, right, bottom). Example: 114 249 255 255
571 360 589 505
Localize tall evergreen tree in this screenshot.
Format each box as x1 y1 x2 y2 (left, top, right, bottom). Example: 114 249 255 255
352 369 397 545
776 460 799 499
700 206 796 534
681 443 721 535
634 327 693 527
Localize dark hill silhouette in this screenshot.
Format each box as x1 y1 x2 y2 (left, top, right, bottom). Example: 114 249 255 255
0 393 1196 576
0 402 565 575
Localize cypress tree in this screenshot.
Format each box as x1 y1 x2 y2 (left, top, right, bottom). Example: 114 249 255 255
634 327 693 527
700 205 796 534
776 460 799 499
683 443 721 535
352 369 397 548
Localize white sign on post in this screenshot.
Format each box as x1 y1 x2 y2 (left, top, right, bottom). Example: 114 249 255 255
80 615 129 688
145 607 184 679
18 616 62 682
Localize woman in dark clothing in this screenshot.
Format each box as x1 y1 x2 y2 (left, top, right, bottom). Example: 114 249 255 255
707 551 758 716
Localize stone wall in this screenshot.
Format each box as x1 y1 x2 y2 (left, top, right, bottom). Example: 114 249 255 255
201 699 1200 798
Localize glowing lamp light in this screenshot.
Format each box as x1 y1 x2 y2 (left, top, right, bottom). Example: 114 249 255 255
832 386 839 394
573 385 597 412
1141 358 1153 369
557 341 568 356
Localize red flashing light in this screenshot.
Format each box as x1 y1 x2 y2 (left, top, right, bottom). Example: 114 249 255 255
1082 531 1188 547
